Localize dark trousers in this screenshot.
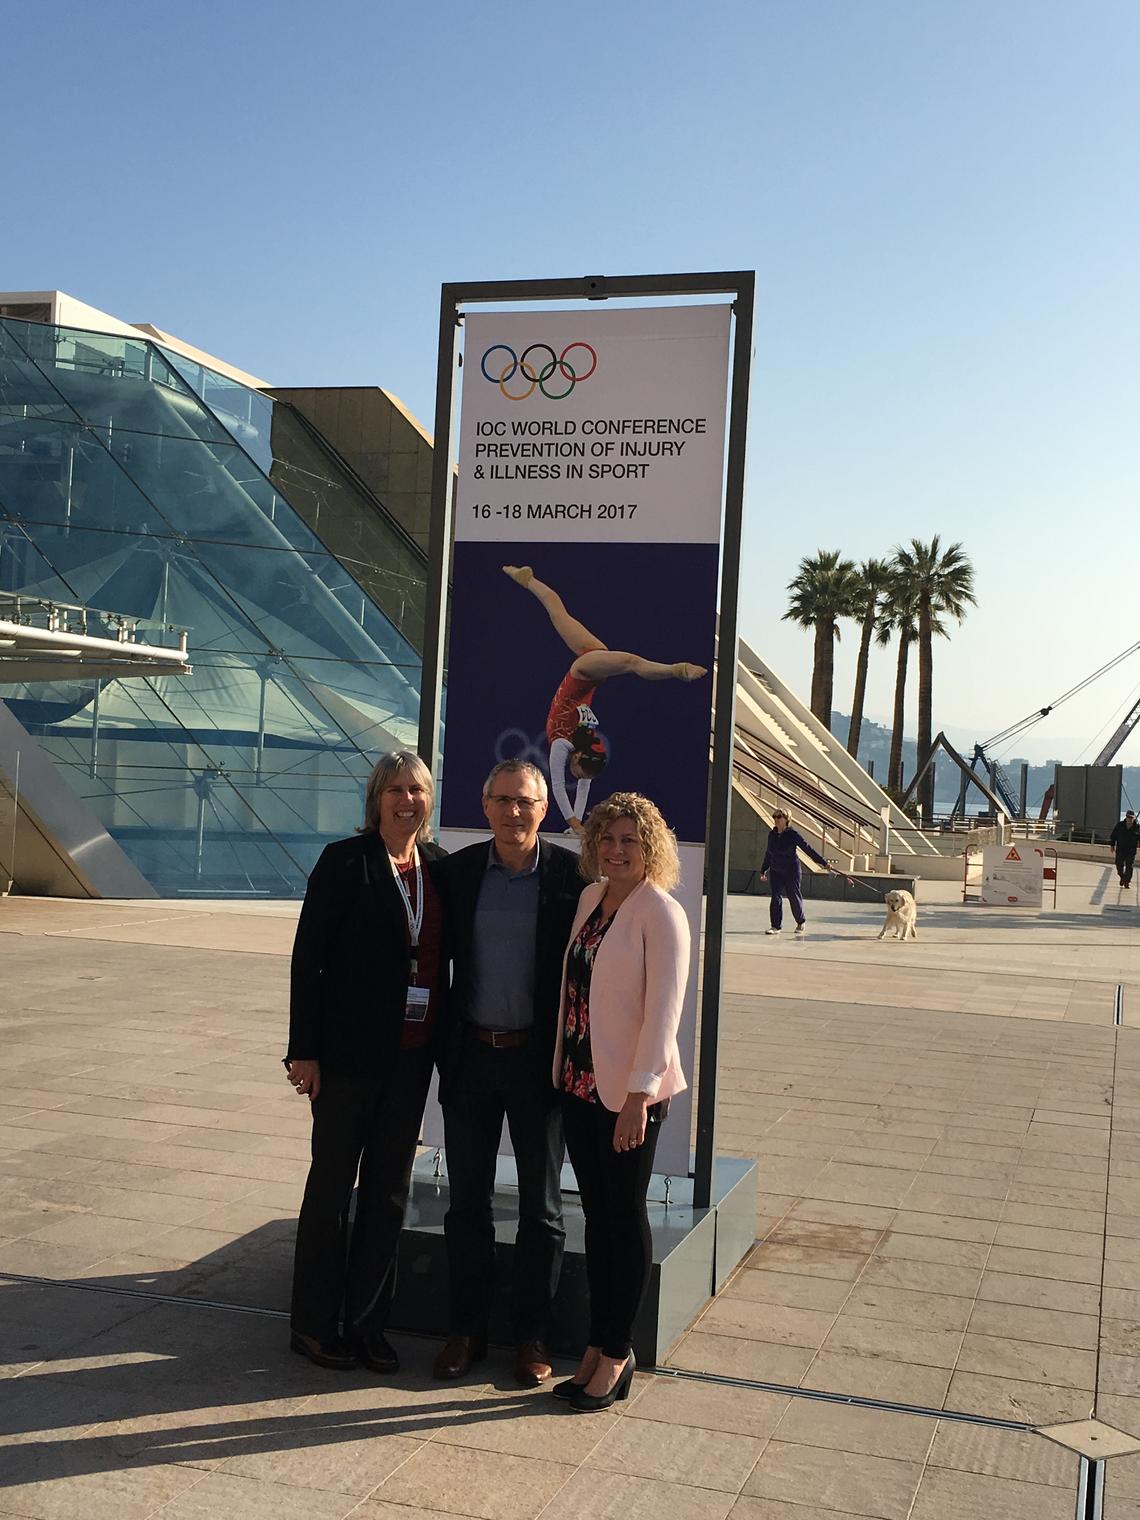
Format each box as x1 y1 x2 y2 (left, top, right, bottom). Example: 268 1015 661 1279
561 1092 662 1359
769 870 805 929
442 1034 565 1341
290 1045 434 1342
1118 850 1136 885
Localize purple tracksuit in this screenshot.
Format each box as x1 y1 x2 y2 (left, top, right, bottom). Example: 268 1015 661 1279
761 826 828 929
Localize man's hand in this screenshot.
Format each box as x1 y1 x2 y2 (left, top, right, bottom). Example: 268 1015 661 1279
285 1059 320 1101
614 1093 650 1152
759 871 767 882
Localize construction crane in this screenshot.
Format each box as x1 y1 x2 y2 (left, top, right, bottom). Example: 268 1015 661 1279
951 640 1140 819
1092 697 1140 765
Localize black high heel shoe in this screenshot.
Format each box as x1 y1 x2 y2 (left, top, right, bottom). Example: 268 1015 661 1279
553 1347 602 1399
568 1349 635 1413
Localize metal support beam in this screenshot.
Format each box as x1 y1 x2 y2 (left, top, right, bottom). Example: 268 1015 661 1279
695 277 753 1210
416 286 461 773
1075 1455 1104 1519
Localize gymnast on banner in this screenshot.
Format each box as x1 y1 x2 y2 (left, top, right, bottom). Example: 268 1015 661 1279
501 565 708 833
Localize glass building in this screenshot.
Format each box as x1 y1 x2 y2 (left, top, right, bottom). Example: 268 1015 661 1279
0 309 431 897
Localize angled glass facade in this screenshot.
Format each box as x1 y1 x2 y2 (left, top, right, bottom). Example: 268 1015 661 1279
0 315 430 896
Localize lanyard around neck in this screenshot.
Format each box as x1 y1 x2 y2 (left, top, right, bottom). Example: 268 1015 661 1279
389 846 423 947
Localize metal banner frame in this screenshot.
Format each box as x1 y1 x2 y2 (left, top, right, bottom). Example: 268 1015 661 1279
417 272 755 1211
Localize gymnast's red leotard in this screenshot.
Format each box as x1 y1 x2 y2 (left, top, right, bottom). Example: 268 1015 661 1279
546 669 598 743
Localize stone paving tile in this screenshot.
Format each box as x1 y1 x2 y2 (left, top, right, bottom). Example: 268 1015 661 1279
966 1299 1099 1349
800 1351 952 1408
668 1331 815 1385
627 1377 789 1438
742 1440 923 1520
987 1244 1105 1285
945 1370 1093 1424
697 1298 837 1349
977 1270 1100 1314
927 1420 1076 1485
141 1472 360 1519
765 1219 884 1253
728 1500 884 1520
769 1398 934 1461
889 1210 997 1244
744 1243 869 1282
586 1415 765 1492
0 1454 204 1520
956 1331 1096 1389
725 1269 852 1313
541 1468 734 1519
841 1282 975 1331
820 1314 962 1368
908 1467 1074 1520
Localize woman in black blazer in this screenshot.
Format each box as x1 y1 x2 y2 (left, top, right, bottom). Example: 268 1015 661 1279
285 749 447 1372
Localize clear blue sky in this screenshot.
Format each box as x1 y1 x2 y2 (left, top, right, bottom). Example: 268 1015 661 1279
6 0 1138 763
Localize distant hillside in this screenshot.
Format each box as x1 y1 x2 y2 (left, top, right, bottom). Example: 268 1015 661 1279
829 711 1140 814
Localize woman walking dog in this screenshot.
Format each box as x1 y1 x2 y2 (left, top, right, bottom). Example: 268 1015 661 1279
760 808 830 935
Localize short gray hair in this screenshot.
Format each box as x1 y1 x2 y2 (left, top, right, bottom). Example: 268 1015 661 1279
482 759 548 800
361 750 435 840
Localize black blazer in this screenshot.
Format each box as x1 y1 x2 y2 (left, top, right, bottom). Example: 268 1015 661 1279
287 832 448 1073
435 837 585 1100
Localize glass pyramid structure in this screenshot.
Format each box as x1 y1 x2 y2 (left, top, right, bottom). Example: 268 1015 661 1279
0 315 429 896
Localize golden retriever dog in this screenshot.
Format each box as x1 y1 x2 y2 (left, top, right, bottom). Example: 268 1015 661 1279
878 888 918 940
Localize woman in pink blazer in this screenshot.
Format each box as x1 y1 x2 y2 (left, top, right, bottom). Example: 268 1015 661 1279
551 792 689 1412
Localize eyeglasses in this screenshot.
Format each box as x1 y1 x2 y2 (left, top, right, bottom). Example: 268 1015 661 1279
487 795 543 811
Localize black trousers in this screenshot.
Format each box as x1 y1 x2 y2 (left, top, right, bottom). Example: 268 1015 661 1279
290 1045 434 1342
561 1092 662 1359
441 1034 565 1341
1118 850 1136 885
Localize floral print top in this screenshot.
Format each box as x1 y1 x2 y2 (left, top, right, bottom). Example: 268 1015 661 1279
560 903 613 1102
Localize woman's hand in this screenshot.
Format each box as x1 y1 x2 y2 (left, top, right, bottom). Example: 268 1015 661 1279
613 1092 650 1152
286 1059 321 1101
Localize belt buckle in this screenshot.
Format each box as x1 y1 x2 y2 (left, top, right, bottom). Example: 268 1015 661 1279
490 1030 507 1049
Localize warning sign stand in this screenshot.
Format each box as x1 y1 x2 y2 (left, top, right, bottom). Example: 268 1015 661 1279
962 843 1058 907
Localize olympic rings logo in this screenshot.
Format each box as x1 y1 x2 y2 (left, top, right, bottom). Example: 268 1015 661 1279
479 341 598 401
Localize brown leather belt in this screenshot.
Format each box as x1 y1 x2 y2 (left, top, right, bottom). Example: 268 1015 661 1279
472 1027 529 1049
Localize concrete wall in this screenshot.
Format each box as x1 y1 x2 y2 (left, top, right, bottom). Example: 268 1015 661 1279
272 386 434 555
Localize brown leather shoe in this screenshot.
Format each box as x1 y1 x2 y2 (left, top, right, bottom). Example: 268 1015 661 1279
513 1339 553 1386
433 1334 487 1379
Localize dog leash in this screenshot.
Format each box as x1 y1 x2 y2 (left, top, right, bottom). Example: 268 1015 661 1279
840 873 892 901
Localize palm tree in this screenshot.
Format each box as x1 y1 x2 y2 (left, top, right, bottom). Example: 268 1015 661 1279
783 550 859 729
877 576 918 793
892 537 977 818
846 558 892 762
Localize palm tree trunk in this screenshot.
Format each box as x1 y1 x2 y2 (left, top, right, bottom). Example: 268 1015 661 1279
888 634 909 791
917 599 934 818
819 617 836 731
847 609 876 759
811 622 829 725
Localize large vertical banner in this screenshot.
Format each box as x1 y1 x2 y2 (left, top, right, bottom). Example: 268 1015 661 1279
440 304 732 1176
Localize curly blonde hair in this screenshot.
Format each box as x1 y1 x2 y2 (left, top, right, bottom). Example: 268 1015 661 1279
578 792 681 891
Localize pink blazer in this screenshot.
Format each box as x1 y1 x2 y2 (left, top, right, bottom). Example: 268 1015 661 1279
553 878 689 1112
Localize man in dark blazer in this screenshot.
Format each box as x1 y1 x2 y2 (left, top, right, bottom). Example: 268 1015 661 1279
433 759 584 1385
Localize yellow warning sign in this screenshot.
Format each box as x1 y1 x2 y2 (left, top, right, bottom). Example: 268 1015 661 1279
1005 847 1022 861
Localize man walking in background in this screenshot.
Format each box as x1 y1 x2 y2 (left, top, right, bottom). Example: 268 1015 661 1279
1110 809 1140 887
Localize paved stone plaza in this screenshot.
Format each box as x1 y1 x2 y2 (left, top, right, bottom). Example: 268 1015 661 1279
3 863 1140 1518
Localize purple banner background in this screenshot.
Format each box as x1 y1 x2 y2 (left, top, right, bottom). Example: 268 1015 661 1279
441 539 720 844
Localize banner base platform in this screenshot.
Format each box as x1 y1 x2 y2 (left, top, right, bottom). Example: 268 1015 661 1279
387 1152 757 1365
